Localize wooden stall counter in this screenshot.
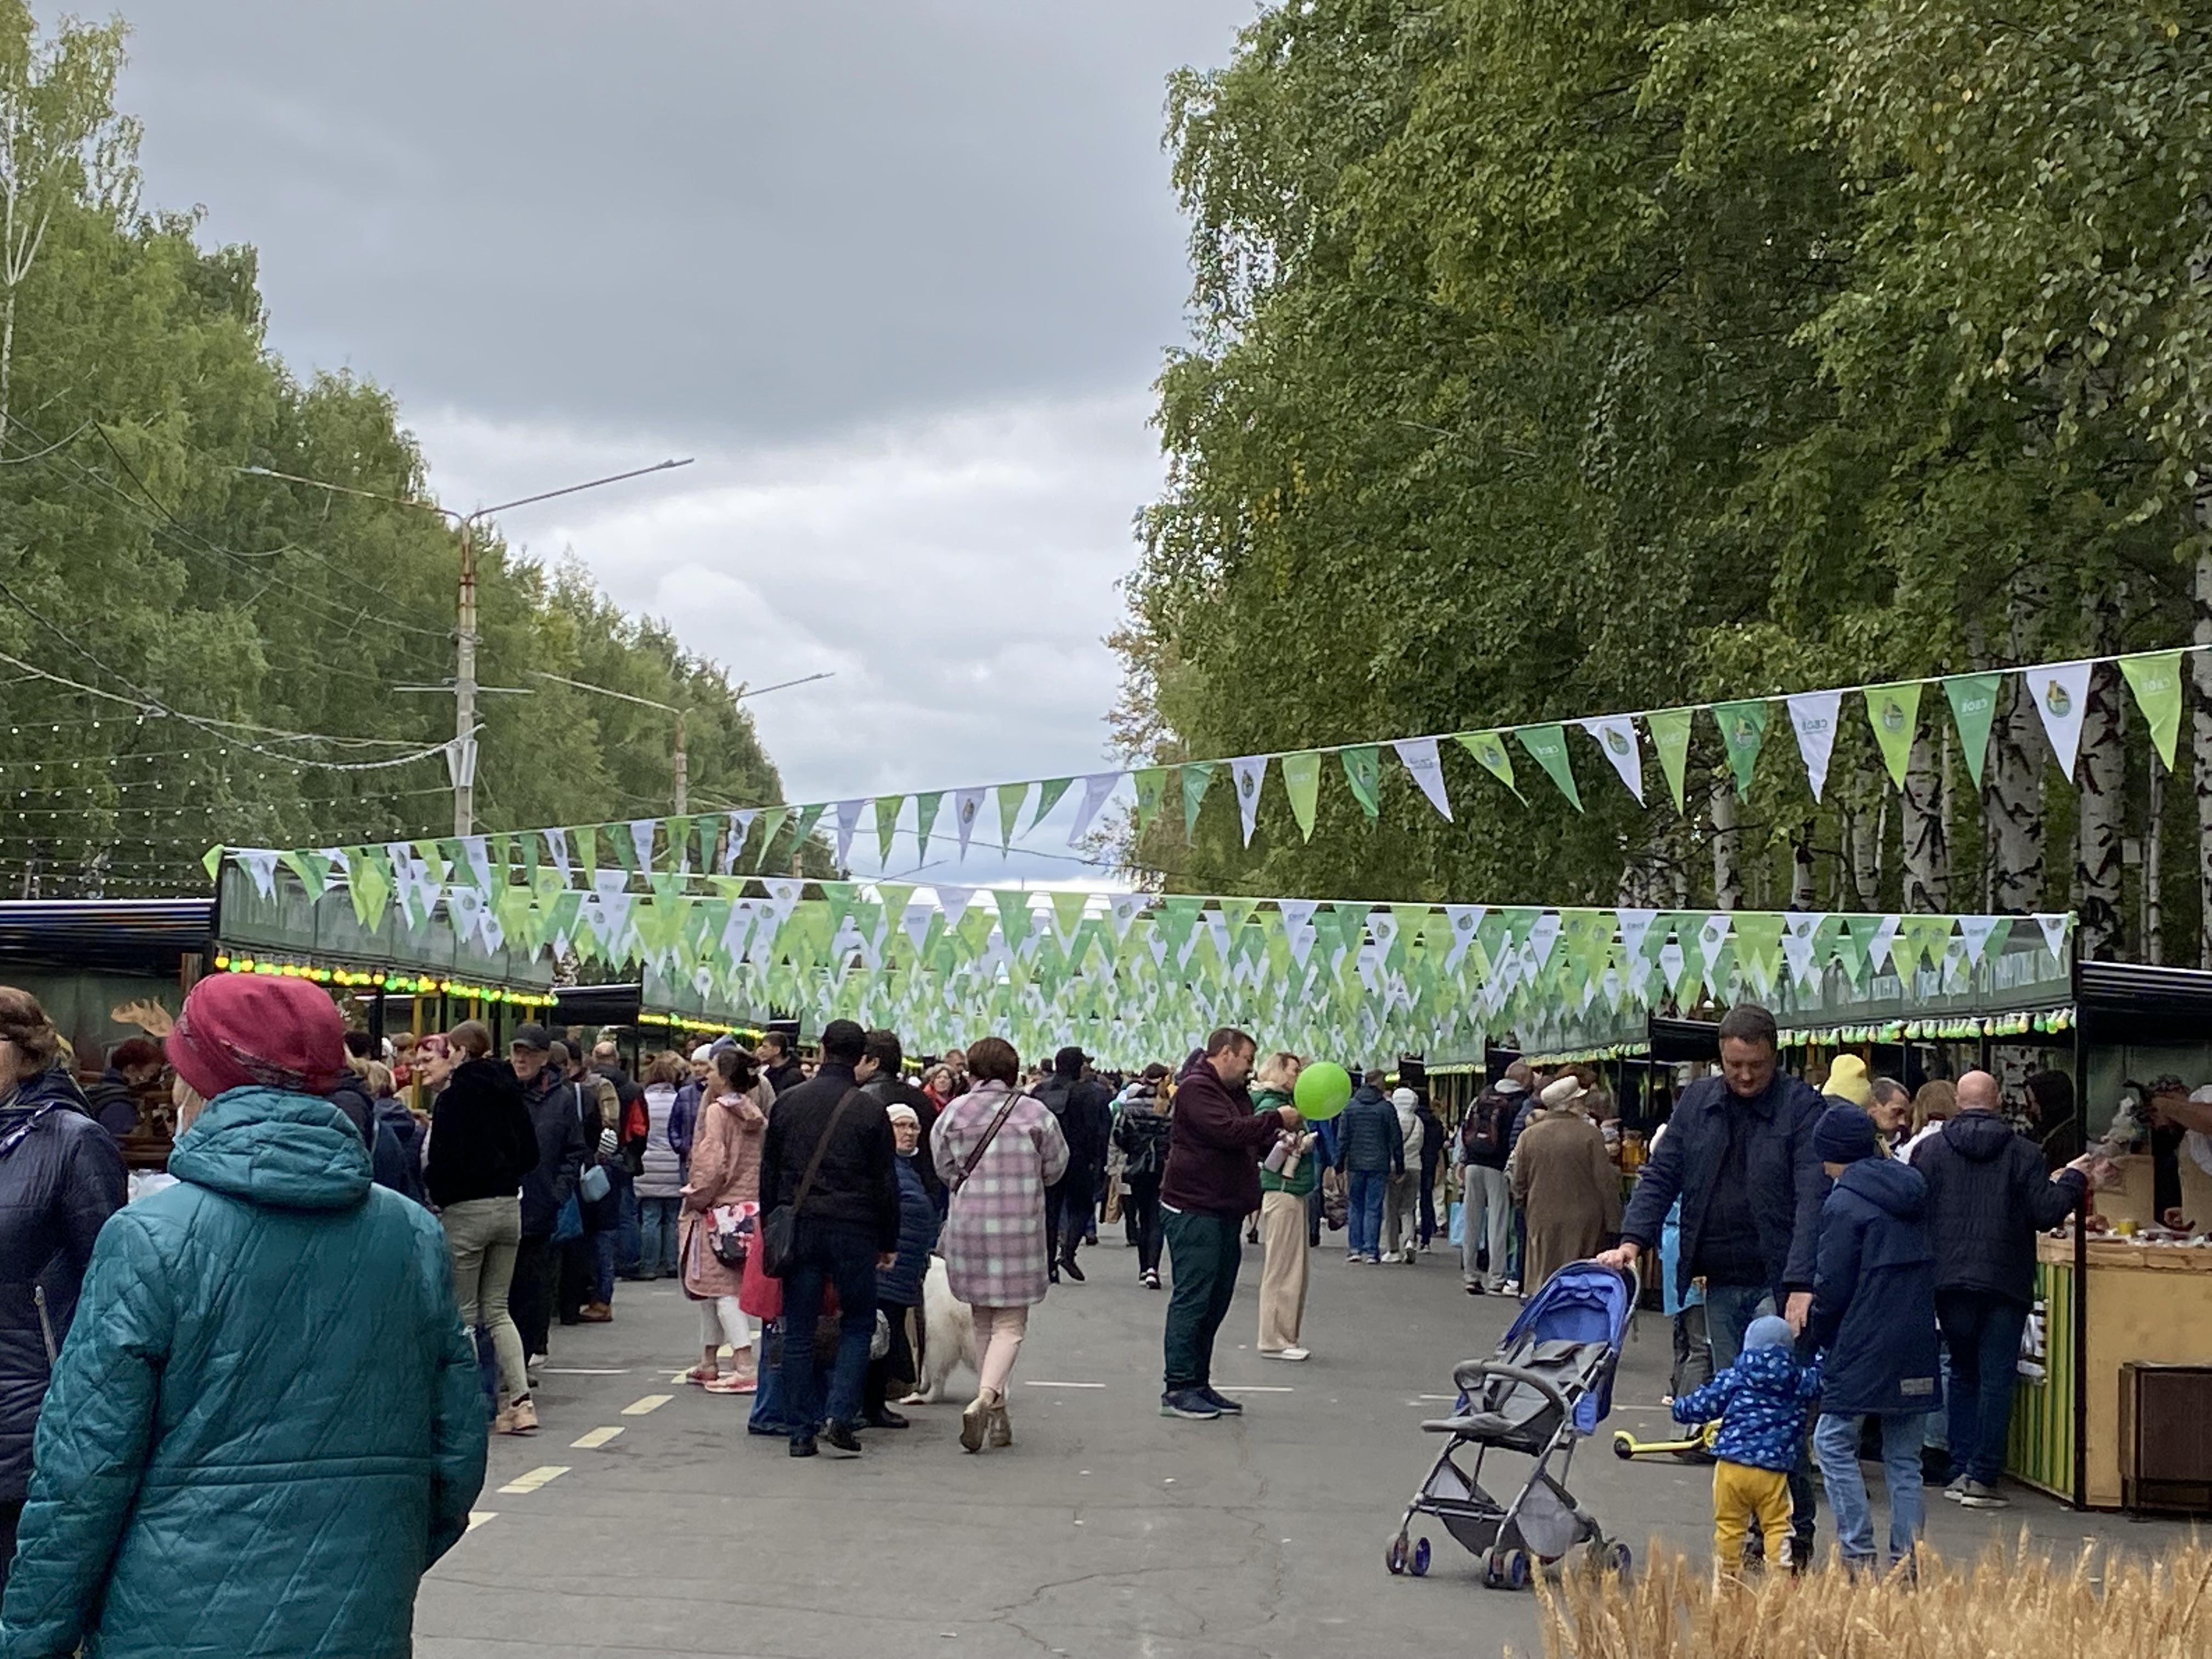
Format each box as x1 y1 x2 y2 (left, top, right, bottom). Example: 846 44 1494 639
2007 1232 2212 1509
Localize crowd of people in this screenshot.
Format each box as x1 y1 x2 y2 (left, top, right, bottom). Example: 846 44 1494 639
0 968 2137 1648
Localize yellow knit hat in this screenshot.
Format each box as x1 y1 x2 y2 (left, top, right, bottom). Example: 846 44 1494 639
1824 1053 1872 1108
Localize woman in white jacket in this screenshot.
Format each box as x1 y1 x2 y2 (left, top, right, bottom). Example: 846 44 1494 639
1381 1088 1426 1263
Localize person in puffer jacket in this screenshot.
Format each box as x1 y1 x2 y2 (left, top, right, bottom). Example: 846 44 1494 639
0 973 486 1659
1672 1314 1819 1576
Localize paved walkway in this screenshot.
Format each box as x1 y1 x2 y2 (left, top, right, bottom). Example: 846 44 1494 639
421 1236 2194 1657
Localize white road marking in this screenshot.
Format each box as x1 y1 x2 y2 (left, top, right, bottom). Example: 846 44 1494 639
1215 1385 1293 1394
466 1511 497 1532
543 1367 631 1376
496 1465 570 1494
1023 1380 1106 1389
571 1426 625 1449
622 1393 673 1415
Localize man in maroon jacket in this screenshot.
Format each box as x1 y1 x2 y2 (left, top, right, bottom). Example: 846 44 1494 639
1159 1028 1301 1419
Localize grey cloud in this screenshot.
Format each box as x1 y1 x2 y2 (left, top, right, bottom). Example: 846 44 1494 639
113 0 1259 440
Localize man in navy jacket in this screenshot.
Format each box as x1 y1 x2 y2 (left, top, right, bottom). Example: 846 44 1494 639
1602 1002 1826 1559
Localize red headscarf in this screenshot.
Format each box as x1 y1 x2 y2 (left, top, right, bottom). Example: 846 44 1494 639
167 974 346 1101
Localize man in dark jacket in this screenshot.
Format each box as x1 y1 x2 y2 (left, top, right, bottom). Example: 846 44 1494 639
1605 1002 1826 1561
759 1019 897 1459
1158 1029 1297 1420
1910 1069 2095 1508
82 1038 163 1142
1036 1047 1113 1283
1333 1071 1404 1264
1807 1104 1940 1573
1413 1092 1446 1250
509 1025 588 1369
858 1028 943 1212
758 1031 807 1097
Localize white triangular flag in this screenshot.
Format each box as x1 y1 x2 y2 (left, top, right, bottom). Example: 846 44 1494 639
720 899 755 962
1230 755 1267 844
935 884 977 931
2032 912 2072 961
548 828 573 885
1443 904 1485 969
1069 772 1121 848
1781 912 1822 986
317 848 351 892
459 834 492 891
1658 937 1687 989
832 799 865 868
1615 907 1658 962
723 810 757 874
1108 893 1143 938
1786 690 1843 802
1699 913 1733 960
1527 911 1562 971
1869 913 1903 975
1391 737 1452 821
2027 661 2094 782
238 848 279 899
902 902 934 957
761 878 802 925
1578 717 1644 803
1956 914 2001 964
953 787 986 859
629 818 658 871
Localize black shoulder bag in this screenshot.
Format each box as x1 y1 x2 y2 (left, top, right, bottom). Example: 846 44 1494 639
760 1088 865 1279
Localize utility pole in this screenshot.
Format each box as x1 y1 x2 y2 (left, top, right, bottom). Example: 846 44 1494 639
238 458 692 834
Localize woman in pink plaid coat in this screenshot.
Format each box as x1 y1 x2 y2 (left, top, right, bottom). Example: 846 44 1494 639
930 1037 1069 1452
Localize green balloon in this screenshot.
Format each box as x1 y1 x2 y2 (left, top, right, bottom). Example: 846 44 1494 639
1294 1060 1353 1120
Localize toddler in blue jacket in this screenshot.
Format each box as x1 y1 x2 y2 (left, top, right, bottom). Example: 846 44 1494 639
1672 1314 1819 1573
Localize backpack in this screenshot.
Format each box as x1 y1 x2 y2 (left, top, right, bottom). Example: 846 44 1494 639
1460 1089 1510 1162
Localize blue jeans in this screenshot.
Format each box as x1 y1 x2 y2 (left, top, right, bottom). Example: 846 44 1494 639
1706 1283 1816 1554
1937 1290 2027 1486
1346 1169 1388 1257
611 1163 642 1276
591 1228 617 1304
778 1219 879 1439
637 1195 682 1277
1814 1411 1927 1569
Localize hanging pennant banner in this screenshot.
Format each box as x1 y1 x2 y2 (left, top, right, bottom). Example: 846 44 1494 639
1070 771 1121 847
628 819 658 873
1712 701 1768 798
1181 761 1217 836
1644 708 1692 812
935 883 977 931
2026 660 2093 782
2117 650 2183 771
1863 682 1922 789
1955 913 2009 965
953 787 986 858
995 782 1029 851
1516 725 1581 811
907 792 941 864
1390 737 1452 821
1615 907 1657 962
1280 751 1322 840
1108 891 1144 938
1340 745 1381 820
1785 690 1843 802
873 797 902 864
1029 777 1074 830
1455 730 1522 800
2032 911 2072 961
832 799 865 868
1578 716 1643 803
1943 672 2003 789
1230 755 1268 844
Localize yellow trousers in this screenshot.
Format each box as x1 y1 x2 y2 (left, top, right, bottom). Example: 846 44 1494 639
1711 1459 1792 1569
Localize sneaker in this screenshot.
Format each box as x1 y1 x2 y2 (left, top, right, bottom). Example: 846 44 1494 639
1059 1257 1086 1284
862 1407 909 1429
1465 1280 1485 1296
1142 1269 1161 1290
578 1302 613 1323
1261 1346 1310 1362
988 1403 1013 1449
1160 1388 1223 1420
1956 1479 2009 1509
1198 1386 1243 1415
1048 1263 1060 1285
1943 1475 1970 1503
1501 1280 1522 1297
501 1397 538 1435
789 1434 818 1458
1346 1253 1365 1265
821 1419 865 1458
961 1393 994 1452
703 1371 757 1395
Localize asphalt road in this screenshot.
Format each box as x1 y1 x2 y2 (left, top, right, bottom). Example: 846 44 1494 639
420 1234 2196 1658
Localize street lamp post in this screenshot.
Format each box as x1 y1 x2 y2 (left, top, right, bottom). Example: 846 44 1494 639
238 458 691 834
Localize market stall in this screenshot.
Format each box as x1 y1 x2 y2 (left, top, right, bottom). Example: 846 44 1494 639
2004 957 2212 1513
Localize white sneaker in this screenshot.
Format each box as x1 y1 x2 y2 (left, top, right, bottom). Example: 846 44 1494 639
1263 1346 1310 1362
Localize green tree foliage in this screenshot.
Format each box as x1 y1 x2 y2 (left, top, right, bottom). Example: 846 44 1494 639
0 4 788 896
1124 0 2211 958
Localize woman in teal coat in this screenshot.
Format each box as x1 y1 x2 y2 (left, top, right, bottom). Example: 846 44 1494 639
0 974 486 1659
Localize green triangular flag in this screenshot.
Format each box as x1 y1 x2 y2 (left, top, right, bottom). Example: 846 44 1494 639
1181 761 1217 836
752 807 789 870
1515 724 1582 811
202 844 225 883
1029 778 1074 830
874 797 904 864
785 804 827 865
1455 730 1522 800
1942 672 2003 789
1131 769 1167 833
1711 701 1769 798
992 889 1032 948
913 792 944 862
1339 746 1381 820
1642 708 1692 812
572 823 597 881
608 823 642 873
1280 751 1322 840
2118 650 2185 771
663 815 694 873
1050 890 1088 944
995 783 1029 850
1864 682 1924 789
348 850 392 927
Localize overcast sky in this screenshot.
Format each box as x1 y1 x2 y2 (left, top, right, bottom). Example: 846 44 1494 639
109 0 1259 887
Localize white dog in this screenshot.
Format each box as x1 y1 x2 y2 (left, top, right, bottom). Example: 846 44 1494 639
903 1255 979 1404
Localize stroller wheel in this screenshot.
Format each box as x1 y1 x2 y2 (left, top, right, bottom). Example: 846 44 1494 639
1483 1549 1506 1589
1502 1548 1531 1591
1386 1536 1409 1576
1602 1541 1633 1577
1612 1431 1635 1460
1410 1538 1431 1577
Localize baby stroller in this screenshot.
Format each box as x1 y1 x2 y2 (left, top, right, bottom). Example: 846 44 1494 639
1387 1260 1635 1588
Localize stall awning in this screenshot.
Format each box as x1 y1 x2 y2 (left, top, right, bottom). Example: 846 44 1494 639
0 898 214 978
1648 1015 1720 1064
552 983 643 1028
2075 960 2212 1046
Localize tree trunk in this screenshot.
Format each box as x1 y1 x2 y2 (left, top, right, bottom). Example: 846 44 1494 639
1901 727 1949 912
1709 780 1743 911
1790 819 1816 909
1985 670 2046 914
2074 657 2125 960
2146 757 2164 966
2196 545 2212 966
1848 795 1882 909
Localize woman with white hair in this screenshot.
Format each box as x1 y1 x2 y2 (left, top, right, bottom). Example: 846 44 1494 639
1506 1075 1621 1293
863 1102 940 1427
